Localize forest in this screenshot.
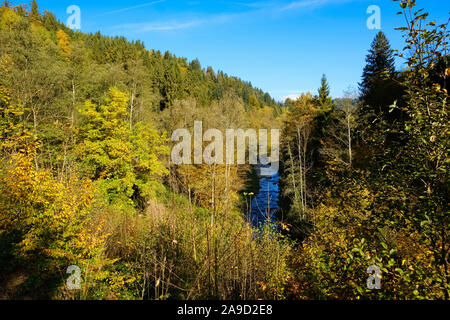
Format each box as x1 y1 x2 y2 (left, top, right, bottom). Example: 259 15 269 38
0 0 448 300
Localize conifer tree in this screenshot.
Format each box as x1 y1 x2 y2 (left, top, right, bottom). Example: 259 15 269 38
30 0 39 20
1 0 11 8
359 31 400 119
318 74 332 111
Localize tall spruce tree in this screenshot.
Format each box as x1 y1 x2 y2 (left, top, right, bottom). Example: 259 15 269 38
315 74 334 138
30 0 39 20
359 31 402 121
359 31 395 95
318 74 333 111
310 74 335 195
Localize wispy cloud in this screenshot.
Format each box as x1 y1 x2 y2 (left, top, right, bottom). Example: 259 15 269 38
281 0 326 11
225 1 277 8
111 1 272 33
280 0 364 11
117 20 202 32
114 13 238 33
223 0 343 12
111 0 364 33
278 93 301 102
100 0 166 16
225 0 365 16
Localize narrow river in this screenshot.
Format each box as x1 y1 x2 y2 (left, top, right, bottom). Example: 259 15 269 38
250 164 280 227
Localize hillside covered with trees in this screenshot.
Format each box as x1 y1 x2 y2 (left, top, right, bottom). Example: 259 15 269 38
0 0 448 300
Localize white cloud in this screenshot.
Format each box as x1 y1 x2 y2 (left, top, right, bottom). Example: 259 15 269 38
111 0 365 33
227 1 277 8
113 13 239 33
278 94 301 102
119 20 202 32
281 0 324 11
100 0 166 16
280 0 365 12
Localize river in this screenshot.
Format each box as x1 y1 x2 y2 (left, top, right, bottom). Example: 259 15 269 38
249 164 280 227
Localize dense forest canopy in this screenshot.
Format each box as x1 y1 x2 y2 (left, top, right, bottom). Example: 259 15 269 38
0 0 448 301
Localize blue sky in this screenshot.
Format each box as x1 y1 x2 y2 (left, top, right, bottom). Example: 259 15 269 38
29 0 449 100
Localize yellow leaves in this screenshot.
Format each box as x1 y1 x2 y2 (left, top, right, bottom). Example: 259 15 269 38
248 95 261 109
0 142 112 288
446 68 450 78
77 88 167 199
0 53 12 74
179 66 188 74
432 83 441 93
0 7 21 31
125 277 137 284
279 222 291 232
106 87 130 113
258 281 268 292
56 29 72 58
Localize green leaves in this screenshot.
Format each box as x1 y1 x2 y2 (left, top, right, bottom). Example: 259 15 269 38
77 88 168 206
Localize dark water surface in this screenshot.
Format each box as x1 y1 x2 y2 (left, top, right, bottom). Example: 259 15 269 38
250 165 280 227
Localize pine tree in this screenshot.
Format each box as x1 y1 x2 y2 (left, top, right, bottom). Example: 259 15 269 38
314 74 334 141
311 74 335 193
30 0 39 20
359 31 400 119
318 74 332 111
359 31 395 91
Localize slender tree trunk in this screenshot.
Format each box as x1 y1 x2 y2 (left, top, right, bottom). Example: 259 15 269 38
297 127 306 216
224 164 228 215
130 90 135 131
71 79 76 128
211 165 216 226
347 113 352 167
302 134 308 210
287 144 298 205
32 107 39 170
